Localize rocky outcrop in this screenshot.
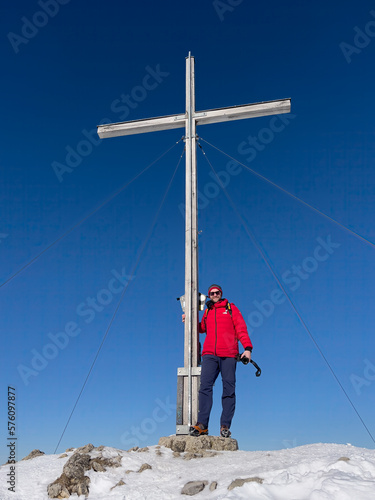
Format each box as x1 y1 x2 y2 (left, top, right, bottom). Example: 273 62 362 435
46 441 265 498
138 463 152 473
47 445 123 498
48 452 91 498
21 449 45 461
227 477 263 490
75 444 95 454
159 435 238 453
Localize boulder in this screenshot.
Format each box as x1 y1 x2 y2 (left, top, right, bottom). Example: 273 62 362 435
209 481 218 491
138 463 152 473
63 453 91 479
74 444 95 454
47 473 71 499
89 454 122 472
48 453 91 498
227 477 263 490
158 435 238 453
22 449 45 461
181 480 208 496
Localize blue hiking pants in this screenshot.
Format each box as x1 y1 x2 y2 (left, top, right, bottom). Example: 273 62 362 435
197 354 237 429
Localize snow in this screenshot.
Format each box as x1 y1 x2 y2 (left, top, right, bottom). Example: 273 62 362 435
1 443 374 499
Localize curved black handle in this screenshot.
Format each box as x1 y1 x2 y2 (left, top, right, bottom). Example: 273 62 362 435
236 354 262 377
250 359 261 377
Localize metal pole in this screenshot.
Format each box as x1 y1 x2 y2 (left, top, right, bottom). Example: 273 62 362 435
184 52 193 426
177 53 200 435
190 56 199 425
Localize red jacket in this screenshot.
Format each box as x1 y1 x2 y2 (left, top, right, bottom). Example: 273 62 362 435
199 298 253 357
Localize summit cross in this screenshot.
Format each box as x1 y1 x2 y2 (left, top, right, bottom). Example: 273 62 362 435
97 52 291 435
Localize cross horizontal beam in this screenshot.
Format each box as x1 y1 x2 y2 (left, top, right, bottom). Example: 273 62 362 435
97 98 291 139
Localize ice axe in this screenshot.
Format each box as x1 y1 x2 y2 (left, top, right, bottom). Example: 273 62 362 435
236 353 262 377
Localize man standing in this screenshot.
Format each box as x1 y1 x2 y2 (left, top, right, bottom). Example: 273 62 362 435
183 284 252 438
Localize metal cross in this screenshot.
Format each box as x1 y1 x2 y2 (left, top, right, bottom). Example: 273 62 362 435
97 52 291 435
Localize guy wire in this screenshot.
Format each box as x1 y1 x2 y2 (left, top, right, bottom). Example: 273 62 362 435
54 146 185 454
1 138 184 289
199 137 375 250
198 141 375 445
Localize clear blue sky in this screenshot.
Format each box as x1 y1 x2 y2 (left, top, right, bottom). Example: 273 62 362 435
1 0 375 462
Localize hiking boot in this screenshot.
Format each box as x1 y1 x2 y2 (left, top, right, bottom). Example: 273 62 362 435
220 426 231 438
189 423 208 437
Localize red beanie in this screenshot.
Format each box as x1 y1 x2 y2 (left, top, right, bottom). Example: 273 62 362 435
208 284 223 295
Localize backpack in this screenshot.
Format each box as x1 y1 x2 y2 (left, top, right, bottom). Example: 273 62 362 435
203 301 232 319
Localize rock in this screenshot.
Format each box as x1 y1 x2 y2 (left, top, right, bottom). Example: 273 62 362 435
173 451 181 458
183 452 204 460
70 476 90 497
138 463 152 473
125 470 134 474
155 450 162 456
75 443 95 454
22 449 45 461
47 474 71 499
172 440 186 453
48 453 91 498
158 436 173 448
89 454 122 472
209 481 218 491
58 454 68 459
96 445 105 451
110 479 125 490
181 481 208 496
158 435 238 453
201 450 217 458
228 477 263 490
127 446 139 452
338 456 350 462
137 447 149 452
91 460 106 472
65 448 74 452
183 450 216 460
63 453 91 478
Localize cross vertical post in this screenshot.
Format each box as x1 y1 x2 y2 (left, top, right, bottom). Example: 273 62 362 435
182 53 199 431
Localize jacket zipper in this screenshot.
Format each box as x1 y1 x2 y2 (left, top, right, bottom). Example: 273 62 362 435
214 308 217 355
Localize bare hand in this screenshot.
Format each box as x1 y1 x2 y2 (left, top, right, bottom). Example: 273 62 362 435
182 314 185 323
241 350 251 361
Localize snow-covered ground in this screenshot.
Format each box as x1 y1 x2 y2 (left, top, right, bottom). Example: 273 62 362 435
1 442 374 499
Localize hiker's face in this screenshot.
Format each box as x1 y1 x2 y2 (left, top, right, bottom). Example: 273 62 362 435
209 289 222 303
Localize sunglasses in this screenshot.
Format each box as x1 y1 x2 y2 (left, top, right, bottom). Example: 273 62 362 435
210 291 221 296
